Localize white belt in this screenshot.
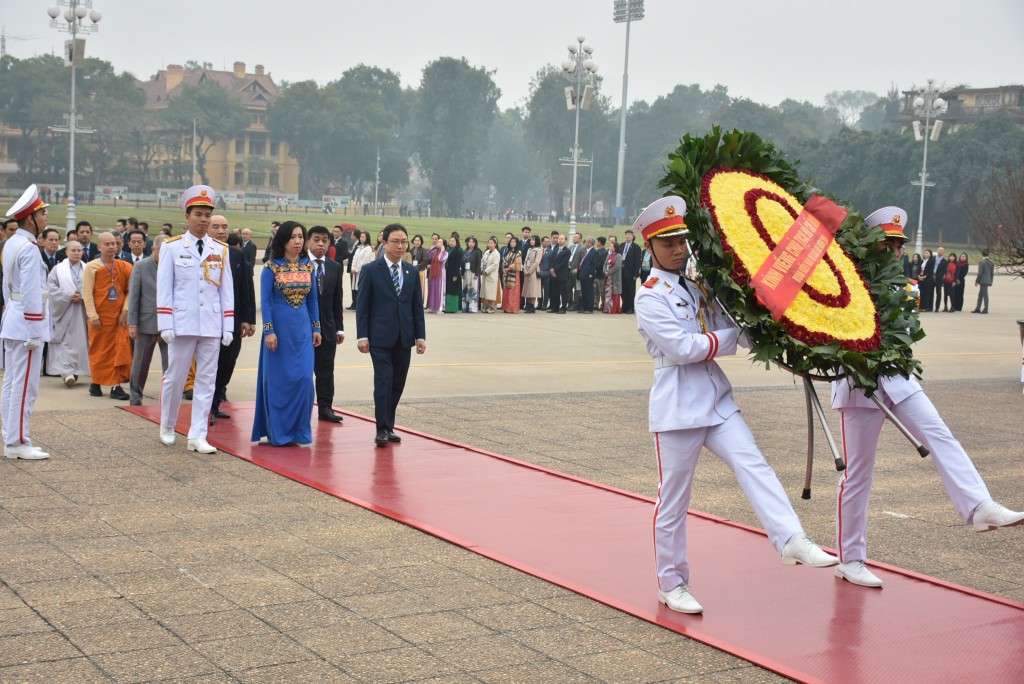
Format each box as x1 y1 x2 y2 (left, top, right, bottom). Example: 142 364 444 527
654 356 679 370
8 293 48 303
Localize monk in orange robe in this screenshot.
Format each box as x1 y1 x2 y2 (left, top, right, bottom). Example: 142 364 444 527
82 232 132 400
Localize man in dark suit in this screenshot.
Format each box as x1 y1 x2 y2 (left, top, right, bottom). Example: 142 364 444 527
307 225 346 423
547 234 570 313
118 230 148 265
56 221 99 263
330 225 351 266
567 232 583 309
620 229 642 313
539 235 553 310
208 215 256 422
356 223 426 447
576 237 598 313
239 228 258 270
39 228 61 273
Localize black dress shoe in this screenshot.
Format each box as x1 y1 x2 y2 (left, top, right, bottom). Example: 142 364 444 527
208 414 216 426
318 409 344 423
182 390 193 401
110 386 130 401
89 383 102 397
213 408 230 419
374 429 389 447
386 429 402 443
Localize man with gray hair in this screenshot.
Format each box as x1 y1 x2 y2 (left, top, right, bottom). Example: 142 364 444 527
127 235 168 405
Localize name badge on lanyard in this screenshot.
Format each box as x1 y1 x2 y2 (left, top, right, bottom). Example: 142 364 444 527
105 261 118 300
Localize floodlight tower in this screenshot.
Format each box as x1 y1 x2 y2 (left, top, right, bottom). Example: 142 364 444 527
561 35 599 236
46 1 102 233
910 78 947 257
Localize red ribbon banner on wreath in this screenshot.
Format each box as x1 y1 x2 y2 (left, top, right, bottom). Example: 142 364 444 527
749 195 849 321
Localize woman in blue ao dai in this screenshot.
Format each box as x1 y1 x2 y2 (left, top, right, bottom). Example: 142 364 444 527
252 221 322 446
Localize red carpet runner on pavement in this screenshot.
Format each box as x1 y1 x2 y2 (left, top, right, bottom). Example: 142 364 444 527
124 403 1024 684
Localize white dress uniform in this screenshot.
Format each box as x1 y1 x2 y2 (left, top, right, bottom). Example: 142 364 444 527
829 206 1010 568
831 375 990 563
634 197 821 598
157 186 234 441
1 186 52 453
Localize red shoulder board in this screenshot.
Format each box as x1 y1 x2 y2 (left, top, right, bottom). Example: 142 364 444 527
643 276 660 288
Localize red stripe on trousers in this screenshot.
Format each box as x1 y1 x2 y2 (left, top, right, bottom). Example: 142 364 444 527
19 348 33 444
837 411 848 563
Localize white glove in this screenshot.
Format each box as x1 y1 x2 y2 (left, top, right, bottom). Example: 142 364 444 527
23 338 42 351
222 332 233 347
712 327 740 358
160 330 175 344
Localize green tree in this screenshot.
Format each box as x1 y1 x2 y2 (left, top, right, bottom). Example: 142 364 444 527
824 90 880 128
622 84 732 212
0 54 72 183
331 65 407 200
75 58 146 189
479 108 544 217
163 80 249 185
266 80 342 196
415 57 500 216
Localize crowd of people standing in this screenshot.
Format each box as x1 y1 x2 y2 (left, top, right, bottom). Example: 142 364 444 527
907 246 995 314
356 225 651 316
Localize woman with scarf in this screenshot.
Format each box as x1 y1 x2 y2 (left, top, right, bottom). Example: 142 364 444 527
480 237 501 313
603 235 623 314
445 234 464 313
407 234 429 306
348 231 374 310
521 235 543 313
501 236 523 313
426 234 447 313
462 236 483 313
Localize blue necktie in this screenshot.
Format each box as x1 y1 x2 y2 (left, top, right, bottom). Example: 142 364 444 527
391 263 401 294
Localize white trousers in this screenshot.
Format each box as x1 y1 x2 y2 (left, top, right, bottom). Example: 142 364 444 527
1 340 42 448
836 392 990 563
160 335 219 440
654 412 803 591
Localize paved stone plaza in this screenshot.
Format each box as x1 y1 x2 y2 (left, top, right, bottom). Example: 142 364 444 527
1 275 1021 682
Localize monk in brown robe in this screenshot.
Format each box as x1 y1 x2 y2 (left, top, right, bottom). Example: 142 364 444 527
82 232 132 400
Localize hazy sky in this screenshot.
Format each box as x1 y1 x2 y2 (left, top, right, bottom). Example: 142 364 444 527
4 0 1022 110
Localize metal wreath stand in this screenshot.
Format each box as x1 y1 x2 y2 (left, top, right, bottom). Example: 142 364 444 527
686 248 929 501
774 362 930 501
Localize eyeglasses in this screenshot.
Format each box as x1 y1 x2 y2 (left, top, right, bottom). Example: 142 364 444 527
387 239 409 246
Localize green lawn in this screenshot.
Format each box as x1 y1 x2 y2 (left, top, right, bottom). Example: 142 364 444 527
40 204 625 243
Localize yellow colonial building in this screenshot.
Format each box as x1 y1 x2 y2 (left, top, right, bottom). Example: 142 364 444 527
138 61 299 199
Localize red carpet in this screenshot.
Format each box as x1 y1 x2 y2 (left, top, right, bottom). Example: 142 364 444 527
124 402 1024 683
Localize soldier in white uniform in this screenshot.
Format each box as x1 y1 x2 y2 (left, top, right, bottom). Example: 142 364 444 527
1 185 53 459
635 196 837 615
831 207 1024 588
157 185 234 453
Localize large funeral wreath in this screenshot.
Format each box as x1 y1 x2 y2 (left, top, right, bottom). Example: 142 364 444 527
659 127 924 393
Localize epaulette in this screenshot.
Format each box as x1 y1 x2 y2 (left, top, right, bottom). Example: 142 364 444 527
643 276 660 288
165 235 182 242
211 237 228 247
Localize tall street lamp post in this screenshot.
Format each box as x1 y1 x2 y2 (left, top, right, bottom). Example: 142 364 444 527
46 1 102 234
613 0 643 225
561 35 598 237
911 78 947 257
